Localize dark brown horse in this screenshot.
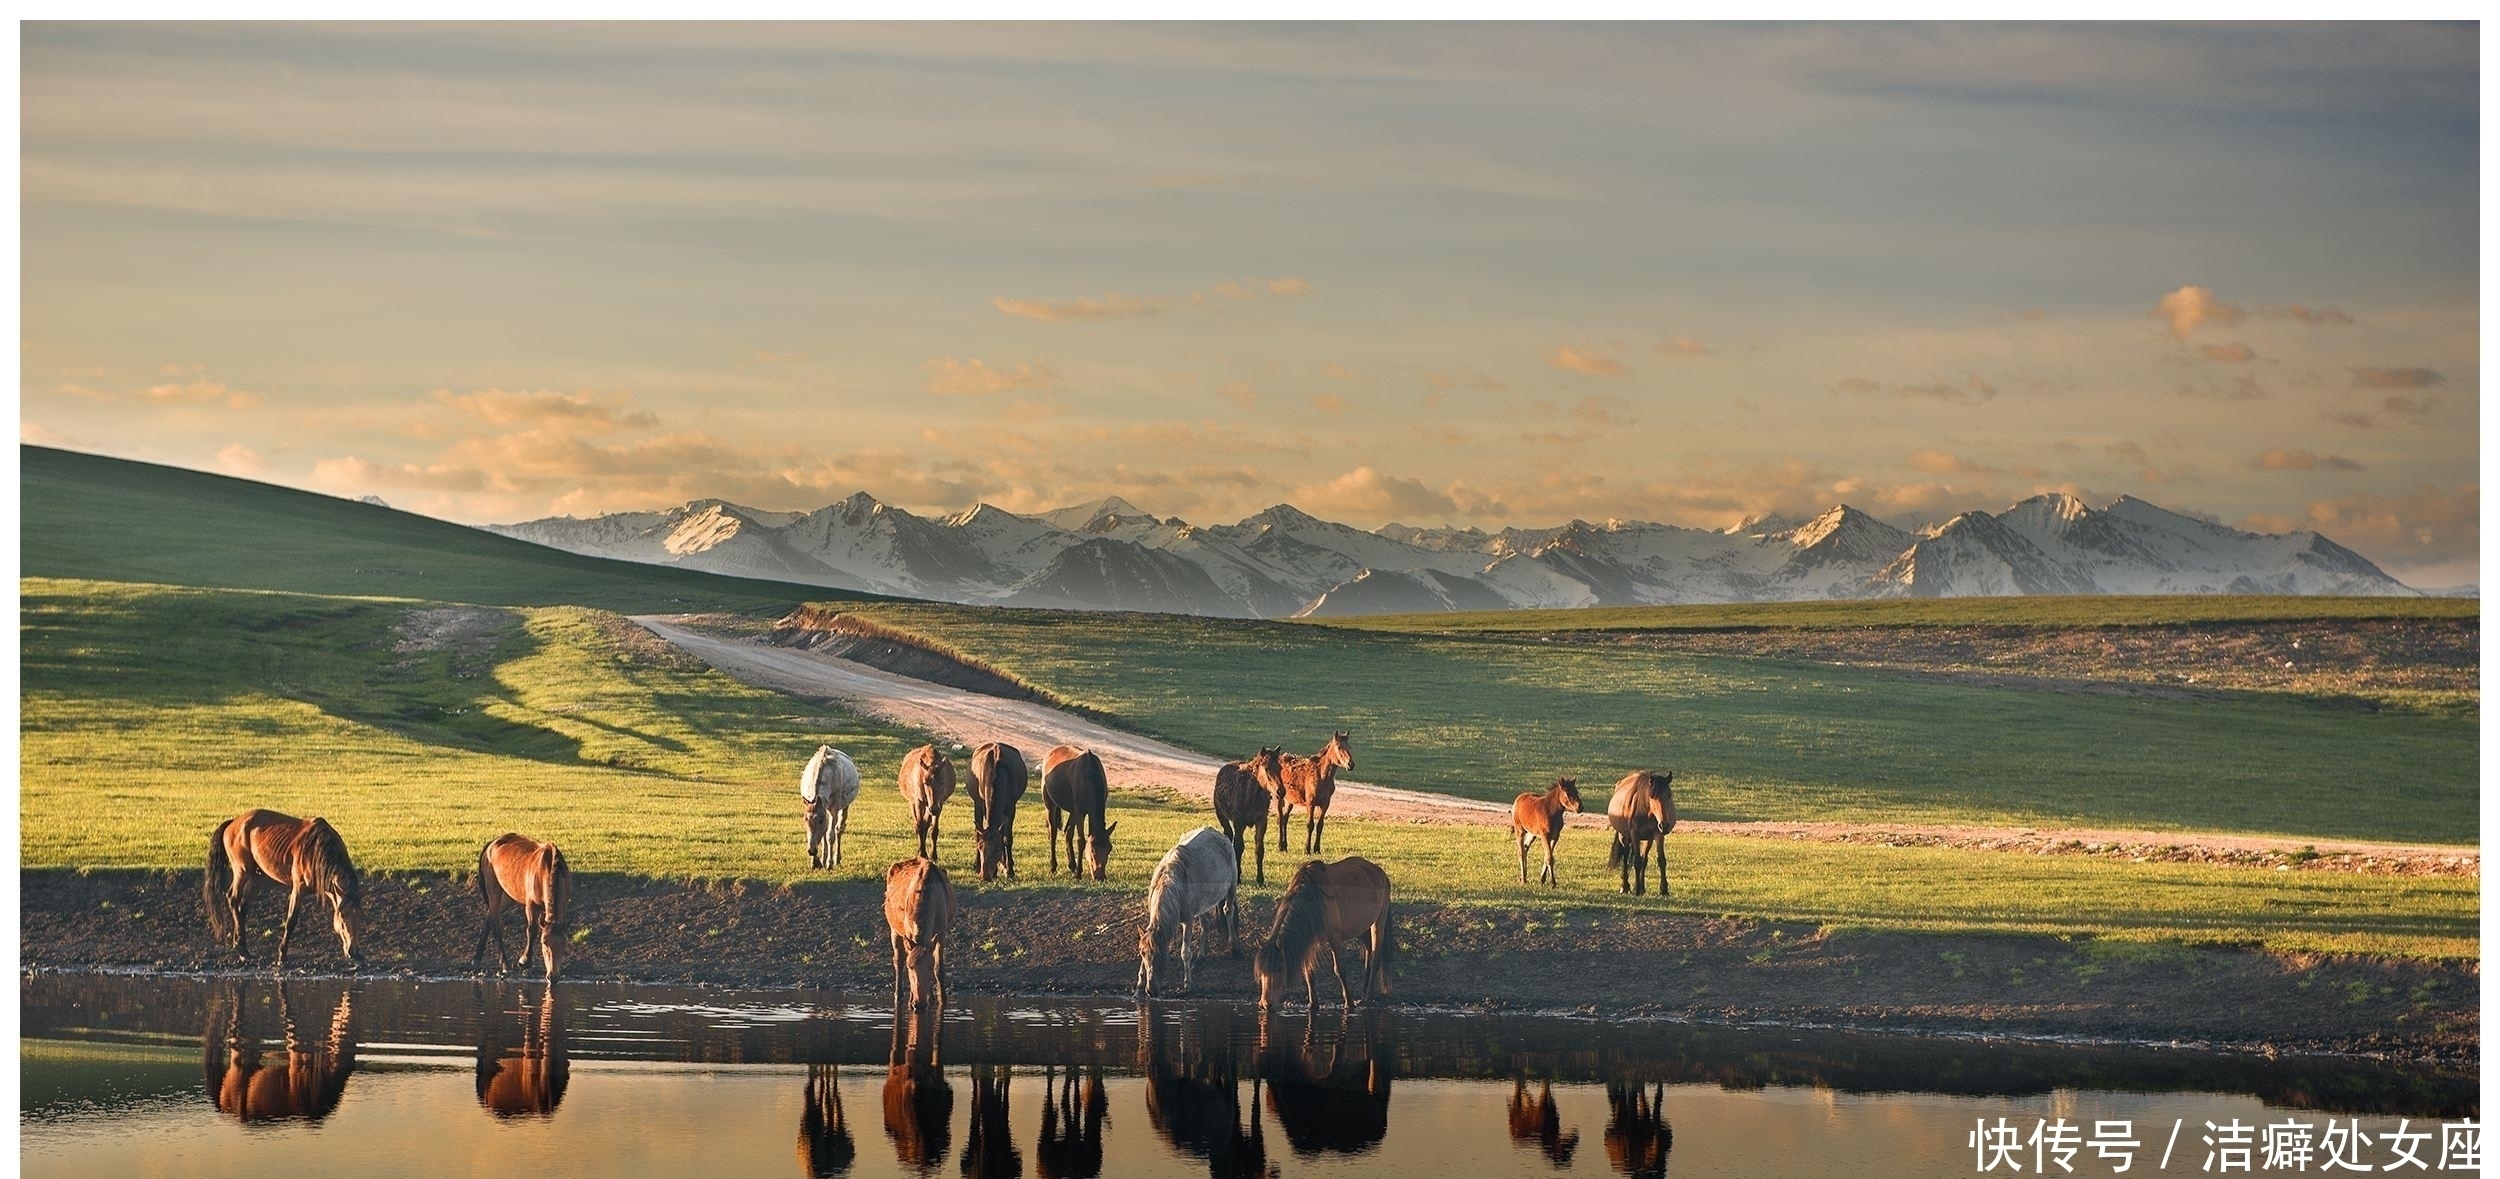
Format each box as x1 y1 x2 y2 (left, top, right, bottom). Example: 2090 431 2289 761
1509 778 1583 887
1604 1078 1675 1179
472 832 572 980
899 745 957 861
1037 1064 1109 1179
968 742 1029 881
1507 1078 1581 1167
204 982 356 1124
1605 770 1678 897
202 809 365 968
882 1010 953 1175
1041 745 1117 880
475 984 569 1119
1212 747 1279 885
884 856 957 1012
798 1064 857 1179
1251 856 1392 1017
1274 732 1354 856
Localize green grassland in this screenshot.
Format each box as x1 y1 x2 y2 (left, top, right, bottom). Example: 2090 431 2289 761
830 603 2478 846
1313 594 2478 634
18 578 2475 958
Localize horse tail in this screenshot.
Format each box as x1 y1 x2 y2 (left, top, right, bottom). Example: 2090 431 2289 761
1606 828 1624 869
203 817 236 940
1370 902 1394 997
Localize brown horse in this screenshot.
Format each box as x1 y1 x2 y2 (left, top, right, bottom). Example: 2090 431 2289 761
1251 856 1393 1017
882 1010 952 1174
204 982 356 1124
1041 745 1117 880
1604 770 1678 897
1212 747 1279 885
1509 778 1583 887
968 742 1029 882
475 984 569 1119
884 857 957 1012
797 1064 857 1179
471 833 572 980
1274 732 1354 856
202 809 365 968
898 745 957 861
1508 1077 1582 1167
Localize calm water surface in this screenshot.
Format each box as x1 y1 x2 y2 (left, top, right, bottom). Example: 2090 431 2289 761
20 974 2475 1178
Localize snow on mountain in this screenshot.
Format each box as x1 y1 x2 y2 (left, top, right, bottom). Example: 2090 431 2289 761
488 489 2417 616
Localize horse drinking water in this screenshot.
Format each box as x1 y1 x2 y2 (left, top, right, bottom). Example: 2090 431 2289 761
1137 826 1241 997
471 832 573 980
1252 856 1393 1017
202 809 365 968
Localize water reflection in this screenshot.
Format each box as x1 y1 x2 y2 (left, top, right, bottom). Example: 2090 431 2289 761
1142 1004 1270 1178
882 1013 953 1174
796 1065 855 1178
961 1062 1021 1179
1604 1079 1675 1179
1259 1013 1392 1158
474 983 569 1119
202 982 357 1125
1035 1065 1107 1179
1508 1078 1582 1168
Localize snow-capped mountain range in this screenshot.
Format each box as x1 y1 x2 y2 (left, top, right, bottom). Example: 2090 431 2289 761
488 491 2417 617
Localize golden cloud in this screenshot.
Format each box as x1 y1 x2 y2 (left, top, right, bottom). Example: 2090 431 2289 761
2254 449 2363 472
1545 345 1628 377
1657 337 1710 357
2197 342 2256 364
924 357 1061 397
2151 285 2244 339
2349 366 2445 389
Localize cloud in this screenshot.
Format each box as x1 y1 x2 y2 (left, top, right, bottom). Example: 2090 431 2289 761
1656 336 1710 357
2104 440 2188 485
1265 276 1311 297
1310 392 1352 417
923 357 1061 396
1840 374 1997 405
2197 342 2256 364
21 420 76 446
1419 370 1510 392
2241 484 2478 579
2171 376 2267 401
1216 381 1257 409
2254 449 2363 472
2381 394 2438 420
1566 395 1637 429
2322 409 2378 429
142 379 261 409
1907 450 1994 475
431 387 656 429
2263 305 2357 327
1545 346 1628 377
2349 366 2445 389
993 276 1309 323
2151 285 2244 339
1288 465 1461 523
214 442 267 475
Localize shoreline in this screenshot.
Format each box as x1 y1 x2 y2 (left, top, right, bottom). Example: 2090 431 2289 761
22 868 2479 1069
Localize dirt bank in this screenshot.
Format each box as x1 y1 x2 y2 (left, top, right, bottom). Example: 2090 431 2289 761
24 869 2477 1066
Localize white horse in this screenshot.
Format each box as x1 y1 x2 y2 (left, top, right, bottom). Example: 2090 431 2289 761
1137 827 1240 997
801 746 862 869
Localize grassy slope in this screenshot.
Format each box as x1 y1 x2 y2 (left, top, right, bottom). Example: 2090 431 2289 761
19 578 2474 958
20 445 850 614
1315 595 2478 634
835 604 2479 846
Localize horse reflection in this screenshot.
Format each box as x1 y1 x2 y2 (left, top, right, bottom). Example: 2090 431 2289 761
1141 1006 1270 1179
203 982 356 1124
798 1065 857 1178
1508 1078 1581 1167
1257 1012 1392 1159
1604 1079 1674 1178
882 1011 953 1174
961 1063 1021 1179
1036 1065 1107 1179
474 984 569 1119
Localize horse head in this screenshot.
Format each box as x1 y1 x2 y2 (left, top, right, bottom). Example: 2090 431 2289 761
1086 821 1117 881
1555 778 1583 812
1250 938 1289 1015
974 822 1011 882
1135 920 1170 997
1325 732 1354 772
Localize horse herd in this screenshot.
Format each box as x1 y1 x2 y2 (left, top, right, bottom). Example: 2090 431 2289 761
195 729 1681 1022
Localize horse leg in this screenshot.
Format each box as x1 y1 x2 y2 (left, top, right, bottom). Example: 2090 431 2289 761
1655 837 1670 899
1328 942 1354 1012
276 883 303 969
891 934 908 1011
1252 820 1267 885
1048 804 1063 875
932 939 947 1012
1276 796 1292 854
1515 827 1530 884
1309 808 1326 856
226 870 254 960
1542 834 1559 887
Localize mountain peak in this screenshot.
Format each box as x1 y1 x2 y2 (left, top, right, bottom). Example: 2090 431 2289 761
1244 503 1323 529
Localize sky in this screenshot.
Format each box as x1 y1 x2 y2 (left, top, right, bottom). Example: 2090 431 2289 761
18 22 2482 585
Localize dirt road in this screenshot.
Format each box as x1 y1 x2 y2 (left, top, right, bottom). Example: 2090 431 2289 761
632 616 2478 876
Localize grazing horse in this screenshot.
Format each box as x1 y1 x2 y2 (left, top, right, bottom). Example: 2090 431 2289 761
797 1064 856 1179
1041 745 1117 880
801 745 862 869
475 984 569 1119
1604 1078 1675 1179
1508 1078 1582 1167
1509 778 1584 887
1604 770 1678 897
204 982 357 1124
1137 827 1242 997
1251 856 1392 1017
884 857 957 1012
202 809 365 968
1037 1064 1109 1179
881 1011 952 1175
1274 732 1354 857
968 742 1029 882
898 745 957 861
1212 747 1280 885
471 833 572 980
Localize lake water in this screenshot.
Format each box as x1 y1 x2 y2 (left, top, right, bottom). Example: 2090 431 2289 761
21 974 2477 1178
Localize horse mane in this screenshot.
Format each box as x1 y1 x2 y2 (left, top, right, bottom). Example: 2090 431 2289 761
303 819 361 909
1265 861 1331 961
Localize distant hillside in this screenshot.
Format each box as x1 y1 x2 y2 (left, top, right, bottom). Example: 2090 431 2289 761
491 486 2421 618
20 446 856 613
